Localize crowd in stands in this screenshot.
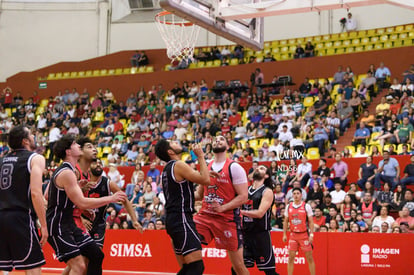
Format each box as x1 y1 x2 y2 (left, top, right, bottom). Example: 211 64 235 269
0 60 414 232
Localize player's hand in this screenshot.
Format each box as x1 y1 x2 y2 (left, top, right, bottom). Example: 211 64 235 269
82 217 93 231
133 221 144 233
282 234 287 243
192 143 205 158
211 201 224 213
309 234 314 244
80 180 96 191
112 191 127 203
82 209 96 221
209 171 221 179
39 226 49 247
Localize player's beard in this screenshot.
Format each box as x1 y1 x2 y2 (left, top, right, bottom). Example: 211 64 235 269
212 145 226 153
171 147 183 155
252 170 264 181
90 167 103 177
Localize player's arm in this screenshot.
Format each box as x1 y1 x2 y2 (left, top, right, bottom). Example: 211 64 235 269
30 154 48 246
58 170 127 209
307 204 315 243
194 184 204 201
240 188 273 218
177 143 210 186
109 180 143 232
282 209 289 242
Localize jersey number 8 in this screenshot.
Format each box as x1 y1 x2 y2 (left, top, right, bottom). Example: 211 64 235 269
1 163 14 190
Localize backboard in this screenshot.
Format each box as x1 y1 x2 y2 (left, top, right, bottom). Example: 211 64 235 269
159 0 264 50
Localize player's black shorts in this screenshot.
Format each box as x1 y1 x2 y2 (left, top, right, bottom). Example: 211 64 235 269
48 223 95 262
0 210 45 271
166 213 202 256
243 231 276 271
89 224 106 248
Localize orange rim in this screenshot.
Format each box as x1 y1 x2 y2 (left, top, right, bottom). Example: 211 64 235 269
155 11 194 26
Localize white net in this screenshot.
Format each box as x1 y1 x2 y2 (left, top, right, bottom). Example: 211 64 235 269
155 11 200 63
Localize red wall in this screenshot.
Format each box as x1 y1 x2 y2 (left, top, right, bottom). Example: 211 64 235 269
2 46 413 102
110 155 412 186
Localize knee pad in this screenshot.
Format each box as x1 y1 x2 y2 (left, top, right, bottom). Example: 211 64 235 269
185 260 204 275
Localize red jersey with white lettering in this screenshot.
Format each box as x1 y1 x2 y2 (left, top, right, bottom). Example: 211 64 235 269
200 158 238 221
288 201 308 233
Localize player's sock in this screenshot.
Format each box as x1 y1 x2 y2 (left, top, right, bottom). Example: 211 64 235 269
184 260 204 275
177 264 188 275
231 267 237 275
81 243 105 275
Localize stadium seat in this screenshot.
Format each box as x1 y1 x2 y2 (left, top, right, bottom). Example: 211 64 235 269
70 72 77 78
93 70 100 76
345 146 356 156
78 71 85 77
100 69 108 75
55 72 63 79
307 147 320 160
47 73 56 80
303 97 315 107
85 70 92 77
123 68 131 74
383 144 396 152
395 25 404 33
108 69 115 75
115 68 123 75
230 58 239 66
63 72 70 78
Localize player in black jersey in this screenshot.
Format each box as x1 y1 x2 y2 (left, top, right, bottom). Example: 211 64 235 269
240 164 279 275
85 159 142 247
46 134 127 275
155 139 210 275
0 125 47 274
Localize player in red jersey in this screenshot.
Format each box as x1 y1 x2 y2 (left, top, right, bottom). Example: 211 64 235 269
283 187 315 275
194 135 249 275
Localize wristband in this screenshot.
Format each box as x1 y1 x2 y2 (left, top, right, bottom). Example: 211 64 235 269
309 233 314 236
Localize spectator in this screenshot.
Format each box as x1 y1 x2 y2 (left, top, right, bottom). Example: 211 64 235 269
332 66 345 86
373 119 395 148
392 116 413 145
304 41 314 57
299 77 312 95
313 207 326 230
306 121 328 157
108 163 125 190
330 182 347 208
377 182 394 208
400 155 414 187
374 151 400 190
293 44 305 59
400 189 414 217
395 207 414 232
358 192 378 227
146 162 160 183
352 122 370 147
354 145 369 158
345 12 357 31
338 100 353 135
331 153 349 189
375 62 392 90
357 156 377 190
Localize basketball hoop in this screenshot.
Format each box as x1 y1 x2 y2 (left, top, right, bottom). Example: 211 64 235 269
155 11 200 63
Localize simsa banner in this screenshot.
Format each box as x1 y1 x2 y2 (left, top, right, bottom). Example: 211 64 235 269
42 231 414 275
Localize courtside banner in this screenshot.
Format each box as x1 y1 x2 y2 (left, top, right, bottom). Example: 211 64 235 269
43 231 413 274
327 233 413 275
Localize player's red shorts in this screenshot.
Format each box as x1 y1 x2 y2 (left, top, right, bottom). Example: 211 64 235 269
288 232 312 252
194 212 243 251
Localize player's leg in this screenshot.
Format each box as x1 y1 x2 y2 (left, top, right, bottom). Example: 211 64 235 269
304 251 315 275
66 255 87 275
182 251 204 275
287 250 296 275
24 268 42 275
80 243 104 275
254 232 278 275
228 248 249 275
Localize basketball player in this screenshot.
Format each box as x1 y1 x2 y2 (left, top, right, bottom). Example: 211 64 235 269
86 158 142 248
194 135 249 275
47 134 127 274
0 125 47 274
155 139 210 275
240 165 279 275
283 187 316 275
